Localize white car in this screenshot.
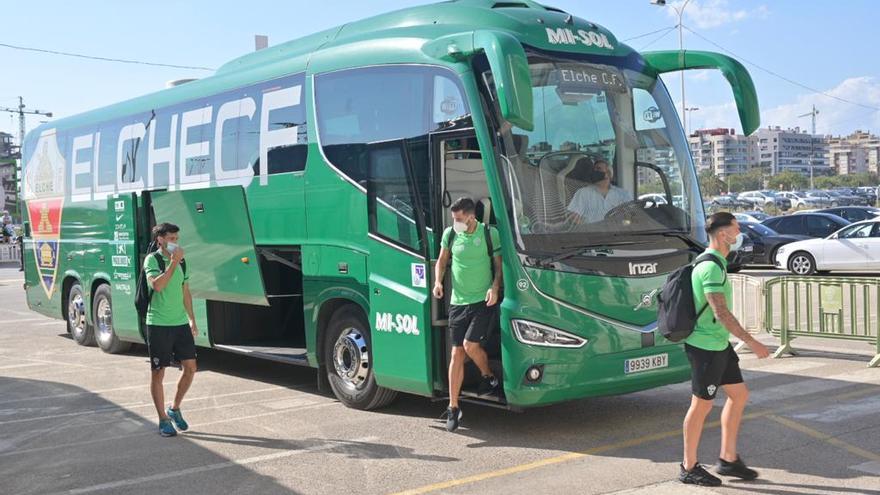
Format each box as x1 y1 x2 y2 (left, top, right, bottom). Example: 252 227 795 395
638 193 668 206
775 219 880 275
777 191 822 209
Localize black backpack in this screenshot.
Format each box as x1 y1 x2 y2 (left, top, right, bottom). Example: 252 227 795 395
135 248 187 317
656 253 726 343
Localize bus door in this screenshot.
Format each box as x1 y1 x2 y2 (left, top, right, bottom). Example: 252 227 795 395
430 129 506 397
106 192 142 343
366 138 434 396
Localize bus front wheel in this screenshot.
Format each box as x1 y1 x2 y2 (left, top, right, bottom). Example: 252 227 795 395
323 305 397 410
93 284 131 354
67 282 95 346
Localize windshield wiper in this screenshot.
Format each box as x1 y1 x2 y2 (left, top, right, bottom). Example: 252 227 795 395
629 229 706 251
535 240 638 266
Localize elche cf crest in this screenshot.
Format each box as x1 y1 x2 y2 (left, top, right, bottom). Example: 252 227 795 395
23 130 66 299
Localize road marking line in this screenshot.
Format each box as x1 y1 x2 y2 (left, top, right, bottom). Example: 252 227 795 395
0 317 52 324
850 461 880 476
47 435 376 495
0 363 43 370
2 401 338 458
0 384 148 406
0 278 24 283
388 386 879 495
767 414 880 463
0 386 285 425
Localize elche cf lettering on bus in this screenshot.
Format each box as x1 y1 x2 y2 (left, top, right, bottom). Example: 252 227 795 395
22 74 304 204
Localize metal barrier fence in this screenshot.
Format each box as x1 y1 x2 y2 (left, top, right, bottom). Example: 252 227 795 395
0 244 20 263
763 276 880 368
729 274 765 352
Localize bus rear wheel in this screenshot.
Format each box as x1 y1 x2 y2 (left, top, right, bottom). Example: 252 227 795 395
67 282 95 346
93 284 131 354
324 305 397 410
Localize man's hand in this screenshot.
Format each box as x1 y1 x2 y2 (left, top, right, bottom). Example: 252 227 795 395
171 246 185 263
747 338 770 359
485 287 499 306
432 283 444 300
189 320 198 338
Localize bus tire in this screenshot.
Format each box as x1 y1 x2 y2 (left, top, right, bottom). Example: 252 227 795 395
324 304 397 410
93 284 131 354
67 282 95 346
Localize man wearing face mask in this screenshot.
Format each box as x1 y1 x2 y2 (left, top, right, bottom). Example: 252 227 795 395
679 212 770 487
566 157 631 224
144 222 198 437
433 197 502 432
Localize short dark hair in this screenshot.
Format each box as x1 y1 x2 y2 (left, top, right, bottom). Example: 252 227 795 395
450 197 476 214
705 212 736 236
152 222 180 240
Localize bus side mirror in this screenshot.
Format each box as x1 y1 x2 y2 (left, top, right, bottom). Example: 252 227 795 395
642 50 760 135
423 30 534 131
473 31 534 131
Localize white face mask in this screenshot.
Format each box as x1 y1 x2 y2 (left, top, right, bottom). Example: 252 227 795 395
452 221 468 234
166 242 179 254
728 233 745 251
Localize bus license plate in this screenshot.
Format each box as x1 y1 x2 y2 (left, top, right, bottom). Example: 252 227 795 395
624 353 668 374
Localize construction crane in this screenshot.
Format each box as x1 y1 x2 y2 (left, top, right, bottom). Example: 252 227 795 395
1 97 53 157
0 97 52 221
798 104 819 189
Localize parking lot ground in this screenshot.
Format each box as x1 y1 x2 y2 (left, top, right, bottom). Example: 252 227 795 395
1 264 878 495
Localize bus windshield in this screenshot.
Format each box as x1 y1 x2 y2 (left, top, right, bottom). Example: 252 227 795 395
487 52 707 268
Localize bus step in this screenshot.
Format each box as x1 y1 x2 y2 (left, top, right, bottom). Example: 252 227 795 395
213 343 309 366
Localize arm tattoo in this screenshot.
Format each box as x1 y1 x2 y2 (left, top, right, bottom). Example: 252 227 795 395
705 292 752 342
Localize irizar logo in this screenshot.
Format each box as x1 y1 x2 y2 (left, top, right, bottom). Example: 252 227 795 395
629 262 658 275
546 28 614 49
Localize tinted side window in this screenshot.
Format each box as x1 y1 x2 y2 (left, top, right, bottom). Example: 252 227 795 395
779 217 801 233
315 65 468 186
807 216 835 232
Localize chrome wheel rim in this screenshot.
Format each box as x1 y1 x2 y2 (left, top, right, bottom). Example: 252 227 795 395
96 297 113 344
68 292 86 338
332 328 370 390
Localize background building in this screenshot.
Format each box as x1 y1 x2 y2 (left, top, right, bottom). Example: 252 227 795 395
827 130 880 175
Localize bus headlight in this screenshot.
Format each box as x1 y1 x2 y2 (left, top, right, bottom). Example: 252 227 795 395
511 320 587 348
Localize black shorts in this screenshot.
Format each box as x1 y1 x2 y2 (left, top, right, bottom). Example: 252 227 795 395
448 302 496 347
147 324 197 370
685 343 744 400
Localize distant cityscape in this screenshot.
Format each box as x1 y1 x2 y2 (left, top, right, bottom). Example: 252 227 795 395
688 127 879 180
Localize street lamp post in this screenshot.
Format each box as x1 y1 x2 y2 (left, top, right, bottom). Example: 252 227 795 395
652 0 693 132
684 106 699 135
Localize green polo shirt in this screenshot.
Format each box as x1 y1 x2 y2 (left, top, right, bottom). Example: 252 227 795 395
441 224 501 306
686 249 732 351
144 251 190 326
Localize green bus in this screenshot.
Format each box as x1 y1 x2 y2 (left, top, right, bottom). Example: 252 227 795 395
20 0 759 410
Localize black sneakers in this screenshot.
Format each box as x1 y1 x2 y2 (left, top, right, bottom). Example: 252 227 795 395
477 375 500 396
445 407 462 432
679 463 722 487
716 456 759 480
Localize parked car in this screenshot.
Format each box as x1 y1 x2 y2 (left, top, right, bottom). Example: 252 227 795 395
738 221 810 266
804 190 837 208
826 190 861 206
638 193 668 206
856 186 878 204
762 212 851 238
777 191 823 209
734 211 770 223
833 187 872 206
727 234 754 273
738 190 791 210
817 206 880 223
775 219 880 275
710 194 750 209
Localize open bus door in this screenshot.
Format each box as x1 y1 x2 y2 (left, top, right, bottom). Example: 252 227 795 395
365 138 435 396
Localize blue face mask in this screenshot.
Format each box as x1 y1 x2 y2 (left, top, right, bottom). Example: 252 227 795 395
728 233 745 251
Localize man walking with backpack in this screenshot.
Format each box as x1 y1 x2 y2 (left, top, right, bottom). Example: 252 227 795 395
143 223 198 437
678 212 770 486
433 197 502 432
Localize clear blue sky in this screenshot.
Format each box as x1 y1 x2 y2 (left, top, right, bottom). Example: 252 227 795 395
2 0 878 140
